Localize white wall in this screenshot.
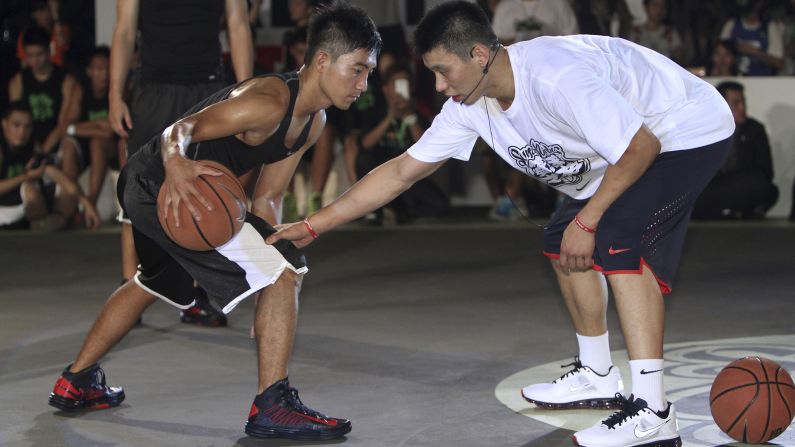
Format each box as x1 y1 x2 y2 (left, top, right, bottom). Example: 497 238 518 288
706 77 795 218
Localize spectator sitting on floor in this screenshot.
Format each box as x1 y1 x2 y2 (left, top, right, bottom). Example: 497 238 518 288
9 25 80 162
0 101 99 231
61 45 115 207
693 81 778 219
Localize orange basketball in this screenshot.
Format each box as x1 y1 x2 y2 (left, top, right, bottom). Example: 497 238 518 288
157 160 246 251
710 356 795 444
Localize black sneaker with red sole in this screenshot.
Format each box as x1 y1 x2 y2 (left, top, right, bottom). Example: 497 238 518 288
180 287 227 327
245 378 351 440
48 363 125 411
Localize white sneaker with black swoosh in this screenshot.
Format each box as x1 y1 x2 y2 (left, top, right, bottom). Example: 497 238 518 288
521 357 623 409
572 394 681 447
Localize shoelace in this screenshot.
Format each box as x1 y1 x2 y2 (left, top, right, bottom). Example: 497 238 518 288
603 394 643 429
552 356 584 383
88 368 107 390
286 388 327 419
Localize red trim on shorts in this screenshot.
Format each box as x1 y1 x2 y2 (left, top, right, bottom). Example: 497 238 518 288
541 251 672 295
593 257 672 295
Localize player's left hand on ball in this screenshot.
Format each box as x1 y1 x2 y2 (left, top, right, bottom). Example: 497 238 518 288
560 220 595 272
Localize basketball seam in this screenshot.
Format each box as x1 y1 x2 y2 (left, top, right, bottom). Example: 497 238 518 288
722 361 760 436
198 176 234 243
775 367 794 425
761 358 771 443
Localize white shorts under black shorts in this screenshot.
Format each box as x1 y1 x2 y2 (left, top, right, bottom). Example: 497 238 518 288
118 169 307 314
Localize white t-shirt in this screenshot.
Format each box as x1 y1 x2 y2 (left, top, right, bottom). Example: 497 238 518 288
492 0 579 42
408 36 735 199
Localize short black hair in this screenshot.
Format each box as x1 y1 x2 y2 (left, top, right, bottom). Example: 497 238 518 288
22 25 51 50
3 101 32 120
414 0 498 60
305 1 381 66
716 80 744 98
89 45 111 62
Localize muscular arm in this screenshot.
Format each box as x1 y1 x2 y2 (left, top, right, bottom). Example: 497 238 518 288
225 0 254 82
158 79 289 225
42 74 80 153
109 0 139 137
578 125 661 228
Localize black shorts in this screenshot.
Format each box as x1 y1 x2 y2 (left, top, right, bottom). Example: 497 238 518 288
126 79 225 157
542 137 732 294
118 169 307 313
119 79 226 223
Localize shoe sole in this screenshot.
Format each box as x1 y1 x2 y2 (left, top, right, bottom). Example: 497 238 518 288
180 316 227 327
572 434 682 447
245 421 352 441
48 391 125 412
522 391 622 410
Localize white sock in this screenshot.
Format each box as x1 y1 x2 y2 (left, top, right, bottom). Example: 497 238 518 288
576 332 612 375
629 359 666 412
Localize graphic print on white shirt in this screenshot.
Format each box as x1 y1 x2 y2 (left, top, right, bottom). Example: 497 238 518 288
507 139 590 188
408 36 735 200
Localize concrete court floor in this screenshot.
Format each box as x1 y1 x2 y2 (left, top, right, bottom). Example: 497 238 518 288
0 219 793 447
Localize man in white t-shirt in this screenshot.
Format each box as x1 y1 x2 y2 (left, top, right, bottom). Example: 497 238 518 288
268 3 734 446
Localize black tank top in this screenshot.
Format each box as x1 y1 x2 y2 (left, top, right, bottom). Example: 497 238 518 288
126 72 315 183
138 0 224 83
21 67 65 144
0 136 34 206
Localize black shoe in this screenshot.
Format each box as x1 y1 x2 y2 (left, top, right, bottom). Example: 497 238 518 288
245 378 351 440
48 363 125 411
180 287 227 327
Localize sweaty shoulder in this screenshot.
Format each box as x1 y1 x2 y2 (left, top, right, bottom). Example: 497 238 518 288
231 76 291 115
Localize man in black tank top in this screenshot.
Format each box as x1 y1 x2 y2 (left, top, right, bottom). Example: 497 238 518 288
110 0 254 327
48 3 381 442
60 46 114 207
8 25 80 156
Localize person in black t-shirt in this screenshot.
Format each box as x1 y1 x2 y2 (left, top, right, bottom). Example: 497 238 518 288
61 46 115 207
0 101 99 230
694 81 779 219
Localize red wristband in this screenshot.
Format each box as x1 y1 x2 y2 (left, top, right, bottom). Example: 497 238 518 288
303 218 318 239
574 215 596 234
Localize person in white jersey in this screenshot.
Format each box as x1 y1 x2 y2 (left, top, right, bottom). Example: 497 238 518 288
267 2 734 446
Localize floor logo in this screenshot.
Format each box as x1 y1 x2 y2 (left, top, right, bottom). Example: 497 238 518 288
495 334 795 447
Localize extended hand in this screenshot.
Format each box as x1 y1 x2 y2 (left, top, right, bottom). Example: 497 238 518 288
265 220 316 248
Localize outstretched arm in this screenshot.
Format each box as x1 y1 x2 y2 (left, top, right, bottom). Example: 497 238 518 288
266 152 445 247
